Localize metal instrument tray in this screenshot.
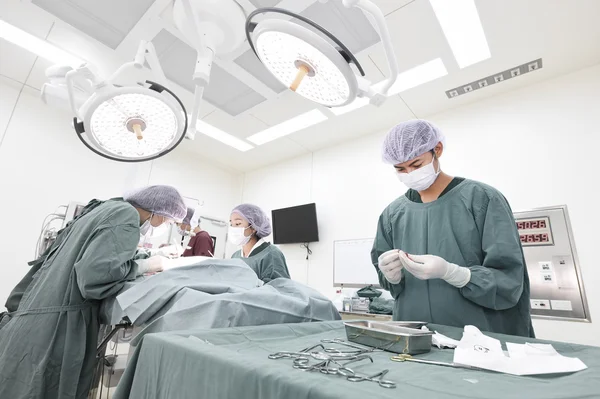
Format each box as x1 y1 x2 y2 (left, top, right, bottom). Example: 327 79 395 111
344 321 433 355
386 321 428 329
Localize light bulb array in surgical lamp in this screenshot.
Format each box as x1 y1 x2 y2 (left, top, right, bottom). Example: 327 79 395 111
245 0 400 109
43 41 188 163
70 80 188 163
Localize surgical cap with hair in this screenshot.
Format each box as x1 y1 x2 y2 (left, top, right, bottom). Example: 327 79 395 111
182 207 195 225
124 185 187 222
382 119 446 165
231 204 272 239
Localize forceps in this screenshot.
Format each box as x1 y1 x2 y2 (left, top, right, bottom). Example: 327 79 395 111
391 354 480 370
268 344 325 359
346 369 396 389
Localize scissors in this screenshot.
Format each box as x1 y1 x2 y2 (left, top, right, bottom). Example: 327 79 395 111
391 354 479 370
346 369 396 389
319 355 374 375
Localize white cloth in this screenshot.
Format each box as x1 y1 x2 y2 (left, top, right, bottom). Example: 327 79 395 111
421 326 460 349
453 325 587 375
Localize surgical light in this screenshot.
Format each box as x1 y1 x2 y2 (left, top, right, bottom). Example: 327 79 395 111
172 0 247 140
246 0 399 109
46 40 188 162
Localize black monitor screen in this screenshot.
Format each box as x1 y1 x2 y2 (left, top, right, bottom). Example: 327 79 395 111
272 203 319 244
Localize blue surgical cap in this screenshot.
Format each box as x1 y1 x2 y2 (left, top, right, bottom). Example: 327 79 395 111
124 185 187 222
232 204 272 238
382 119 446 164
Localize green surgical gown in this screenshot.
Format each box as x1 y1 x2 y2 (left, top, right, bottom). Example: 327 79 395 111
371 179 534 337
232 242 291 283
0 199 141 399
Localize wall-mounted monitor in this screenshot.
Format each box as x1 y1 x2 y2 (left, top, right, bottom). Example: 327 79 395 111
272 203 319 244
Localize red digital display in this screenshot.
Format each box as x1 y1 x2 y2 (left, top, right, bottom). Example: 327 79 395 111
516 220 547 230
519 233 549 244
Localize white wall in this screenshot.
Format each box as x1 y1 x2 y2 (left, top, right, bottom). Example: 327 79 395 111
241 64 600 346
0 76 242 306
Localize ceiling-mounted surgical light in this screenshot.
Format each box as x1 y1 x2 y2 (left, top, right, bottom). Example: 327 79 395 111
172 0 247 140
246 0 399 109
42 40 188 162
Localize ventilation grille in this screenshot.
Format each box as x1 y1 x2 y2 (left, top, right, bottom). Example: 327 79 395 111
445 59 543 99
32 0 156 49
151 30 266 116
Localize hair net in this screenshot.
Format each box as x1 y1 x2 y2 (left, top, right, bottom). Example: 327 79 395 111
182 207 195 225
382 119 446 164
231 204 272 238
124 185 187 222
190 209 201 229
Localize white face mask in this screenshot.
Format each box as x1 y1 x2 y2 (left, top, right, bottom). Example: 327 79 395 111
228 226 252 246
140 215 169 238
396 155 440 192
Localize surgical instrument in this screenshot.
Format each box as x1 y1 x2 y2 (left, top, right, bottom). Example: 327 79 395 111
390 354 481 370
346 369 397 389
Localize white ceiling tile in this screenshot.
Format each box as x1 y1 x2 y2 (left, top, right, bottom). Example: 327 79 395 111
182 131 309 172
0 41 37 84
248 91 316 126
0 75 22 142
371 0 416 16
25 57 54 90
202 109 269 138
369 0 454 74
289 96 414 151
0 0 55 37
355 50 385 83
399 0 600 117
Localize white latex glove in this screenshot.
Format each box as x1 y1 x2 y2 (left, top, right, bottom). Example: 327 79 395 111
152 243 183 258
378 249 403 284
399 252 471 288
135 256 166 275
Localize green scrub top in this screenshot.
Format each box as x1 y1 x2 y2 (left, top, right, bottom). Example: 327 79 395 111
371 178 534 337
0 198 141 399
232 242 291 283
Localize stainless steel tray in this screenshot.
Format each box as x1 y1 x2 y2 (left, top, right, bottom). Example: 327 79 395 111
386 321 429 329
344 321 433 355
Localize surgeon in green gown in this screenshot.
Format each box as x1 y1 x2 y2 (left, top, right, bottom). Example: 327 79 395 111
230 204 291 283
372 120 534 337
0 185 187 399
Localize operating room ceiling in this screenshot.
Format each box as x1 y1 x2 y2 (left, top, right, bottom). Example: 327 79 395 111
2 0 600 172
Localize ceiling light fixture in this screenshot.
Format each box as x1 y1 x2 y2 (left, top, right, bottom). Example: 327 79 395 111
42 40 188 162
192 118 254 152
246 109 328 145
245 0 399 109
0 19 84 67
171 0 247 140
429 0 490 68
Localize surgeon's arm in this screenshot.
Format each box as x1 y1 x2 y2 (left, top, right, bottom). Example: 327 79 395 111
460 194 525 310
74 224 140 300
371 213 405 296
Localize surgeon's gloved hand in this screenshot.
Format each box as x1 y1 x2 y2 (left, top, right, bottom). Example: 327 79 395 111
378 249 403 284
399 252 471 288
135 256 166 275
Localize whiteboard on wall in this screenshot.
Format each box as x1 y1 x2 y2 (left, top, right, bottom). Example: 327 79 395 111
333 238 380 288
